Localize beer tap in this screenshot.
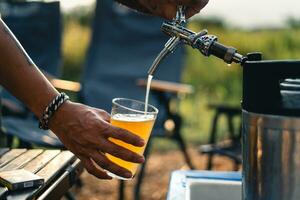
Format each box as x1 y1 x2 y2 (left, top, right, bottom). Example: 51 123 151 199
148 6 247 76
147 6 186 76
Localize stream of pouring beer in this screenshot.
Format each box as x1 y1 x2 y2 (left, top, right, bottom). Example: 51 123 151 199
144 75 153 113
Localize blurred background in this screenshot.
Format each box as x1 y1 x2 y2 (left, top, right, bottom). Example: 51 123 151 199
59 1 300 199
2 0 300 199
57 1 300 199
60 0 300 146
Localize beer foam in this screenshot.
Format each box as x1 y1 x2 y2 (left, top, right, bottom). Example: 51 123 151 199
112 114 155 122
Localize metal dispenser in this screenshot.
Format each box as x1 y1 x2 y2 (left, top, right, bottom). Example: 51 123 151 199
147 6 246 76
242 56 300 200
150 6 300 200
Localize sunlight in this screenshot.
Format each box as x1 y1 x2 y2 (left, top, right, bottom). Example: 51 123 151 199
60 0 95 11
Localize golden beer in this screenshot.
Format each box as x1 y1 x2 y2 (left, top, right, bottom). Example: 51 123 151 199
107 114 155 176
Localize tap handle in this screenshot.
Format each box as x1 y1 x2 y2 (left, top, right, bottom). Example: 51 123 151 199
192 35 246 64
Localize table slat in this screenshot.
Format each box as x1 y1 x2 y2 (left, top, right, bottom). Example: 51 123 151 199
37 151 75 182
0 149 27 168
6 156 79 200
0 149 28 200
0 150 43 171
4 150 77 200
23 150 61 174
37 159 83 200
137 79 194 94
0 149 9 157
6 188 39 200
0 187 8 200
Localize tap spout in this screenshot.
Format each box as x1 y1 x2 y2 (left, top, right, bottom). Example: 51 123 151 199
147 36 181 76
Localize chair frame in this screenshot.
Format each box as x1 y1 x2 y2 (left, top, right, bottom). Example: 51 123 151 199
200 104 242 171
118 79 195 200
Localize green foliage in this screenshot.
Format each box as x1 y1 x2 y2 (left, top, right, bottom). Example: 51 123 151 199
287 17 300 29
63 6 94 28
192 16 227 29
61 7 95 82
183 21 300 103
62 16 300 146
62 21 91 81
180 20 300 144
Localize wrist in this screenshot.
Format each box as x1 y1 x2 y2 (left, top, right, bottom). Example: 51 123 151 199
30 87 60 119
38 92 70 130
48 99 69 129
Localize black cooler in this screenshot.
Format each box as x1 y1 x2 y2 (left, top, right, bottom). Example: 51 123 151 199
242 58 300 200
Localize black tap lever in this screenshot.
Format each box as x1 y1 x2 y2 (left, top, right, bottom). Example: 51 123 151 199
148 7 247 76
161 22 246 64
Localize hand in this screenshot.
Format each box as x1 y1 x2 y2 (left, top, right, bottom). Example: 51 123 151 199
138 0 209 19
49 101 145 179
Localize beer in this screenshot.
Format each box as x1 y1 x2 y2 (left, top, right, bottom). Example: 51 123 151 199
144 75 153 112
107 98 158 180
107 113 155 177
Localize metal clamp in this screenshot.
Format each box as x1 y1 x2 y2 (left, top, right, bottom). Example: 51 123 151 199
175 5 186 25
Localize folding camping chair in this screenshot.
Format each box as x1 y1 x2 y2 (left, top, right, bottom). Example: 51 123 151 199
81 2 194 200
0 0 63 149
199 104 242 171
0 2 80 199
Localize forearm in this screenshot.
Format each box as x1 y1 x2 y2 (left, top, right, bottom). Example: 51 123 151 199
0 18 59 118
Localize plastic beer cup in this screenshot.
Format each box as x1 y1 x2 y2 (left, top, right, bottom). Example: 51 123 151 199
106 98 158 180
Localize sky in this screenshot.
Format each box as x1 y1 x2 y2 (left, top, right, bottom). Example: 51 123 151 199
60 0 300 28
200 0 300 28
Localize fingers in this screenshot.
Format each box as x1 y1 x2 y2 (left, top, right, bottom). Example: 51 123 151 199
185 7 200 19
77 145 139 179
80 156 112 179
139 0 208 19
92 110 145 147
185 0 209 18
101 140 145 163
91 151 133 179
93 108 111 123
165 0 209 19
108 125 145 147
162 5 177 20
168 0 207 6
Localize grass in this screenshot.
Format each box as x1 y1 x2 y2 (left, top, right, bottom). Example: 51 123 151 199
62 21 91 81
61 18 300 150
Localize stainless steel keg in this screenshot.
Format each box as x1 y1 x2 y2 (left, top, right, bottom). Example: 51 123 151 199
242 59 300 200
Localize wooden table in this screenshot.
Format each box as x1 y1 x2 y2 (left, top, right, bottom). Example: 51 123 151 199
137 79 194 95
0 148 83 200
